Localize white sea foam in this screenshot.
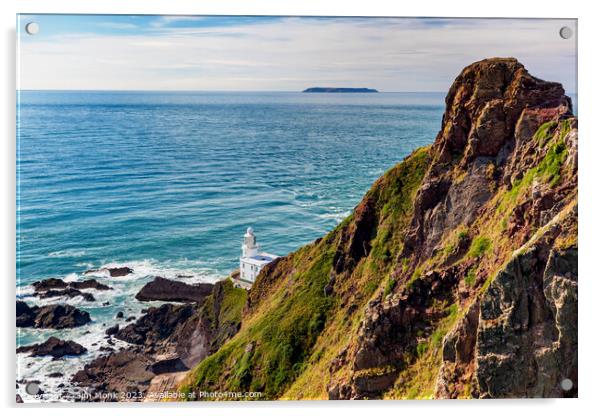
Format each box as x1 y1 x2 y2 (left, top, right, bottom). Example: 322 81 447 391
318 210 351 223
47 249 87 258
17 257 226 402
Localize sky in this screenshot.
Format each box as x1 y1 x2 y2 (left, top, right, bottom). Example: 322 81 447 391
17 15 577 92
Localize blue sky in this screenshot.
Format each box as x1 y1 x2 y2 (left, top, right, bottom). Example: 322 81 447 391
17 15 577 92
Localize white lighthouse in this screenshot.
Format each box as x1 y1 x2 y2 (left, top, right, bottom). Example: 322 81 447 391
238 227 278 284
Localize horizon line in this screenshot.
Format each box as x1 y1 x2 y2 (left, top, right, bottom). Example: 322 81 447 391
15 89 580 95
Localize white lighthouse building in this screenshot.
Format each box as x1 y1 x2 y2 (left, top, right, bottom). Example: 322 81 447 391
238 227 278 284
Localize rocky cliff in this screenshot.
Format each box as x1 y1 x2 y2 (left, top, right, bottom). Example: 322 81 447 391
179 58 578 400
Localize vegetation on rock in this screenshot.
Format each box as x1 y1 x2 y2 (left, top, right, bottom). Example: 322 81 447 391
178 58 578 400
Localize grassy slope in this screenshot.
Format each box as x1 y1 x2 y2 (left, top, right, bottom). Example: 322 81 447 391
180 146 432 400
180 116 576 400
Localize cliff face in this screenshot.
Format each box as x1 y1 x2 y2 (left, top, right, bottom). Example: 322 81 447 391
179 58 578 400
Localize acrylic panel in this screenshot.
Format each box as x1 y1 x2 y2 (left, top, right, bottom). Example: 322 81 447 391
16 15 578 403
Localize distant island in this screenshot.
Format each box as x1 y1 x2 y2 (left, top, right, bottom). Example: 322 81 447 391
302 87 378 93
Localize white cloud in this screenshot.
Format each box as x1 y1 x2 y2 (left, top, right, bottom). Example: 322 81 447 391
18 17 577 92
150 16 206 28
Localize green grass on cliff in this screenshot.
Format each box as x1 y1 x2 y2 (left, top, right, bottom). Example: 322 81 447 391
284 147 433 399
180 146 433 400
386 303 460 399
467 236 492 258
200 279 247 347
497 124 570 217
181 246 334 399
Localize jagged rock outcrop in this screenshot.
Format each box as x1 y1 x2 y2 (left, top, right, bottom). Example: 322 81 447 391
32 278 111 292
17 337 87 358
135 276 213 303
115 303 195 348
168 279 247 367
72 279 246 401
30 278 111 302
179 58 577 401
72 350 155 400
38 288 96 302
16 301 91 329
327 58 577 399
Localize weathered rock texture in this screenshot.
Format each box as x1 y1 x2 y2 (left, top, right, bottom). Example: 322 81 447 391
17 337 87 359
72 279 246 401
135 276 213 303
30 278 111 302
16 301 91 329
177 58 577 401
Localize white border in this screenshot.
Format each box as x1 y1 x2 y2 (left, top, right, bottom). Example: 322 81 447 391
2 1 600 415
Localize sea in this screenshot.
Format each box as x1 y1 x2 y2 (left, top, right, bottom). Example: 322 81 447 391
15 90 455 400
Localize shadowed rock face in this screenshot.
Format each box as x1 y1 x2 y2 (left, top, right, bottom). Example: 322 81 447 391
16 301 91 329
115 303 195 347
17 337 87 358
135 276 213 303
404 58 572 261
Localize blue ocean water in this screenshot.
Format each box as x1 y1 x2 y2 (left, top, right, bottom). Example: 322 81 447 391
17 91 445 283
17 90 445 399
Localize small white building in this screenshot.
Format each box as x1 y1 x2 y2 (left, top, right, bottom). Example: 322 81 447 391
239 227 278 284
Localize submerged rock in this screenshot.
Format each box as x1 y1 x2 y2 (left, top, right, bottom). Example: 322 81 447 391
17 337 87 358
135 276 213 303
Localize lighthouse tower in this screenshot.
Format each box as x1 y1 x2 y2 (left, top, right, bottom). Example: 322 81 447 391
242 227 259 258
238 227 279 285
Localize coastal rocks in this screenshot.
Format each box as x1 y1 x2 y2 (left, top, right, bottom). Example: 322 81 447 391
70 279 112 291
84 266 133 277
167 279 246 367
434 301 480 398
71 350 154 401
16 301 91 329
37 288 96 302
32 278 68 291
146 357 189 375
115 303 195 347
31 278 111 302
105 325 120 336
135 276 213 303
17 337 87 358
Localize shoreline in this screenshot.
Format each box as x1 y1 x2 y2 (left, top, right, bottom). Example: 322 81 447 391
16 261 234 403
